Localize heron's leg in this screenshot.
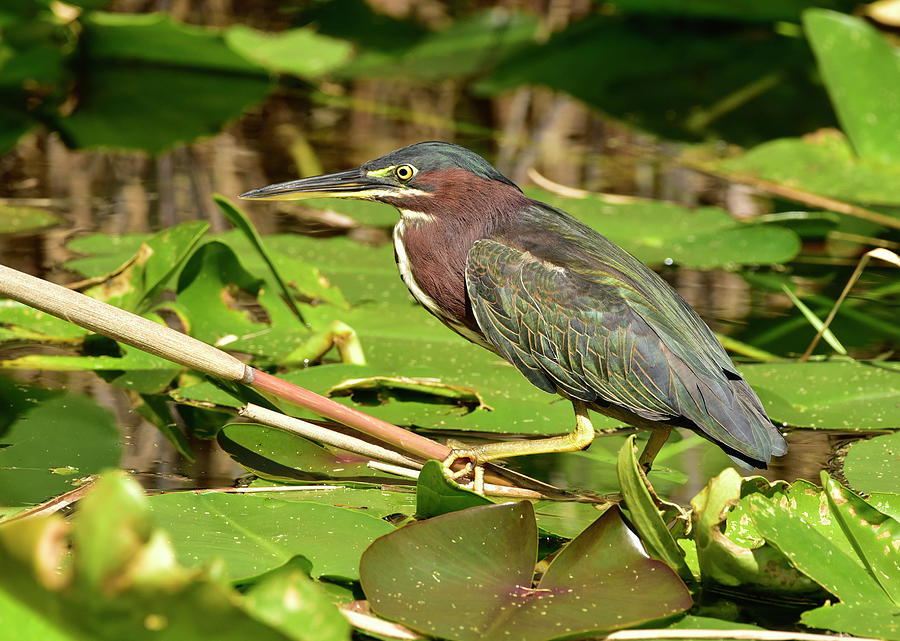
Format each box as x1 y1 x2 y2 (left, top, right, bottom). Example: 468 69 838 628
638 426 672 472
443 400 595 493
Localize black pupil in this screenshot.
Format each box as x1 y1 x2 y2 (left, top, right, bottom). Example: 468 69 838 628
398 166 410 178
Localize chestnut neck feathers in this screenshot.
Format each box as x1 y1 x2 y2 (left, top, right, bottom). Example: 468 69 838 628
390 168 530 338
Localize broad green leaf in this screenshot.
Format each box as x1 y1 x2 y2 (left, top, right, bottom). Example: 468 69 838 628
477 14 834 145
360 502 691 641
823 474 900 605
340 10 538 80
616 435 691 580
690 469 817 594
844 432 900 495
610 0 845 22
65 232 152 277
147 492 394 581
225 26 353 78
802 601 900 641
716 133 900 206
295 198 399 228
245 481 417 521
242 557 351 641
747 488 891 604
529 188 800 268
0 299 88 343
0 205 60 233
58 13 271 153
217 422 384 482
0 379 121 506
175 241 268 345
739 360 900 429
82 221 209 313
803 9 900 164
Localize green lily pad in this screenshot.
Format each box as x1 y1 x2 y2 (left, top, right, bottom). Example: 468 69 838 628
844 432 900 495
739 360 900 429
65 232 152 277
242 557 351 641
414 459 492 519
246 481 417 521
147 492 394 582
0 205 60 233
803 9 900 164
528 188 800 268
716 133 900 206
217 422 384 482
58 12 271 153
0 378 121 506
360 501 691 641
225 25 353 79
802 601 900 641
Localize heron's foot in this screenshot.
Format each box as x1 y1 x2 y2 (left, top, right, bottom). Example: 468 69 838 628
442 448 487 495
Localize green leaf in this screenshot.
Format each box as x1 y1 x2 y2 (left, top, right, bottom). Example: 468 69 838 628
715 133 900 206
217 422 384 482
414 459 492 519
739 360 900 429
528 188 800 268
823 473 900 605
803 9 900 164
58 13 271 153
242 557 351 641
361 502 691 641
0 205 60 233
844 432 900 495
340 10 538 80
72 470 153 591
747 486 891 604
616 435 692 580
802 601 900 641
245 481 417 521
0 378 121 506
147 492 395 582
690 469 817 594
82 220 209 313
225 26 353 79
780 284 846 355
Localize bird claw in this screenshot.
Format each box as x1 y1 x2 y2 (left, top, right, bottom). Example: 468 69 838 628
442 449 486 495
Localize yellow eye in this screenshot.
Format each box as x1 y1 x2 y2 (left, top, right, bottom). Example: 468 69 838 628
395 164 415 181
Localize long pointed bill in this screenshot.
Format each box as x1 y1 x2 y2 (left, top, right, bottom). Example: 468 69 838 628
239 168 396 202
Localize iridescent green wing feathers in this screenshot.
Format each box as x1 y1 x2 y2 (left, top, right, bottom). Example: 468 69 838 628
465 235 786 466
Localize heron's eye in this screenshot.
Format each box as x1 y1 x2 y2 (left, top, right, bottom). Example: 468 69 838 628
395 164 415 181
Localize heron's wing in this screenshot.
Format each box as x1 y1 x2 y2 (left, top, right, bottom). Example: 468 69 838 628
465 238 782 464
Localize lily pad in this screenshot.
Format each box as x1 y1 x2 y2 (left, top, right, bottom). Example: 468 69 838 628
844 431 900 495
0 378 121 506
715 132 900 206
528 188 800 268
225 25 353 79
0 205 60 233
147 492 394 582
739 360 900 429
217 422 384 482
360 502 691 641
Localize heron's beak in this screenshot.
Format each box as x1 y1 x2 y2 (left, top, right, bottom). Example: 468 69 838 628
239 168 396 201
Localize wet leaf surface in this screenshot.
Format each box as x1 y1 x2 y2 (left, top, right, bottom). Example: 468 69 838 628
740 360 900 429
844 431 900 495
0 205 61 234
360 501 691 641
148 492 394 581
0 378 121 506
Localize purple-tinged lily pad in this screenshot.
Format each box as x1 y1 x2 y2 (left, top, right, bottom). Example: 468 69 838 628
360 501 691 641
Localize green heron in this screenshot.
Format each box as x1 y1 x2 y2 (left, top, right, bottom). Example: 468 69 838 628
241 142 786 489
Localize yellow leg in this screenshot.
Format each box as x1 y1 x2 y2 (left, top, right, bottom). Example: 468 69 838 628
443 399 595 493
638 426 672 472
